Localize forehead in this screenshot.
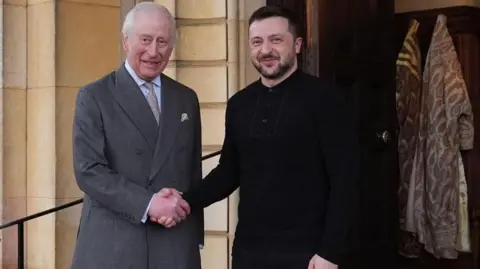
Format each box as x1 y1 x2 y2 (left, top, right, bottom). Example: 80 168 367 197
249 17 290 37
133 12 173 36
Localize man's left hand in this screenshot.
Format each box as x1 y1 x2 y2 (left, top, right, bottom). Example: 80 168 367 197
307 254 337 269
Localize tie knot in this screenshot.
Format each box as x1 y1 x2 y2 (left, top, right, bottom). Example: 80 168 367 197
145 81 154 92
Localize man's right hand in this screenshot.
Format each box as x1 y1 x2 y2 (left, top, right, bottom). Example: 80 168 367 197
148 188 191 228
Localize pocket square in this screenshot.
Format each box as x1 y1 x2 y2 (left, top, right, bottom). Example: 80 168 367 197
181 113 189 122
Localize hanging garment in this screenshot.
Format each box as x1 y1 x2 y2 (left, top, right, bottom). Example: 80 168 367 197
414 14 474 259
395 19 423 258
456 152 471 253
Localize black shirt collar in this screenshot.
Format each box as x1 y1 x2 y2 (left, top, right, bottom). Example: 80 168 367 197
257 68 301 91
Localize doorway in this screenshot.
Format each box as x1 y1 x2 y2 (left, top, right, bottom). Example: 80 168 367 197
264 0 479 269
266 0 399 268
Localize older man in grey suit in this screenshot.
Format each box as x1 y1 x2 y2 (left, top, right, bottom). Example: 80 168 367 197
70 2 202 269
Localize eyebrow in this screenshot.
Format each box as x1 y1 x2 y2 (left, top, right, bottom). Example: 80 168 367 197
251 33 284 39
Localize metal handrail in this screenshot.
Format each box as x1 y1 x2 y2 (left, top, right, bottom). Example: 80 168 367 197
0 150 221 269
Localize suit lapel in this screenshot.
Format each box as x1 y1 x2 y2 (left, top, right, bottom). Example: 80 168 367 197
111 66 158 150
149 74 182 180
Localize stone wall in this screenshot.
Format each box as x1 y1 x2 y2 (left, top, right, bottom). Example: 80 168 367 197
153 1 264 268
0 0 264 268
1 0 120 268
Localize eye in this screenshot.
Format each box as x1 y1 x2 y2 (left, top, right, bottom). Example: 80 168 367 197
251 40 262 46
271 38 282 43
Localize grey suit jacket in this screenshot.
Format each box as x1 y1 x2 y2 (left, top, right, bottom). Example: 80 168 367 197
70 65 204 269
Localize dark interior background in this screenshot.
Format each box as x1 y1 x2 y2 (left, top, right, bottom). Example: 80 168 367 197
265 1 480 268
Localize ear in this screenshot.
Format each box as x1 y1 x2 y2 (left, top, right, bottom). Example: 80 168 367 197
294 37 303 54
122 34 129 52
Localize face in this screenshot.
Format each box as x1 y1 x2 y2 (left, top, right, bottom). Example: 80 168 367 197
122 11 174 80
249 17 302 80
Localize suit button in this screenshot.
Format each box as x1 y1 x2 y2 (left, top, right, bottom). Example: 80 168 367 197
135 149 144 155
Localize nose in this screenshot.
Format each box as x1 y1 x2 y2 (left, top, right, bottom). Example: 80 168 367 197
260 41 272 54
146 42 157 56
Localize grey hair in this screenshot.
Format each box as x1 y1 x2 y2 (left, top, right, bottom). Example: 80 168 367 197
122 2 176 44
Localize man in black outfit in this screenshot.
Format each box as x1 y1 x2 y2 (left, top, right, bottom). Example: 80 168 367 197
153 5 360 269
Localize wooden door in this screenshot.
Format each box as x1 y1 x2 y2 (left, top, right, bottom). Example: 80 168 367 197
266 0 399 268
312 1 400 268
264 1 480 269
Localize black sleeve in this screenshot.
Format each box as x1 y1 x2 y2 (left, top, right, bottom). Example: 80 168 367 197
315 85 360 265
190 93 205 246
183 101 240 210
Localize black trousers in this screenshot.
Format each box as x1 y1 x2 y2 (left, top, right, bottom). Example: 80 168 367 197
232 248 312 269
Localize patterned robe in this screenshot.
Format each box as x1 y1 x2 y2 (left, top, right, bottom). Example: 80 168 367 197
414 14 474 259
396 19 423 258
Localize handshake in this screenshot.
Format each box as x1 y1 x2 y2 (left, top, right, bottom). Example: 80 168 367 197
147 188 191 228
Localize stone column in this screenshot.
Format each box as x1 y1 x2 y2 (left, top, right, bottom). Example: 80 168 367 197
2 0 28 268
53 2 121 269
26 0 57 267
158 0 232 267
241 0 267 85
153 0 264 268
6 0 122 268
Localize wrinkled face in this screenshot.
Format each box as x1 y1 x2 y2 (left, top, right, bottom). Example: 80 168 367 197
249 17 302 80
122 11 174 80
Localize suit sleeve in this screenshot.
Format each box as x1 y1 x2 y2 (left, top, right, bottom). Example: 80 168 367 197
183 100 240 210
190 93 205 246
72 87 154 224
316 86 360 265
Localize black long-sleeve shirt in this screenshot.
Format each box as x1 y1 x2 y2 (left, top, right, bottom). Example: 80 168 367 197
183 69 359 265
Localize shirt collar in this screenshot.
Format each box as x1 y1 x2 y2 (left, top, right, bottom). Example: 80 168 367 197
124 60 161 88
257 68 300 91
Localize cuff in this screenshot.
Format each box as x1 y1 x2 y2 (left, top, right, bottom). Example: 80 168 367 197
316 246 341 266
141 194 156 223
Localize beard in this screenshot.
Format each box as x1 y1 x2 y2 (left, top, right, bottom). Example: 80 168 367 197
252 52 295 80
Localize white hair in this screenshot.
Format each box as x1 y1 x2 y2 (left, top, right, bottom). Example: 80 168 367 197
122 2 176 44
